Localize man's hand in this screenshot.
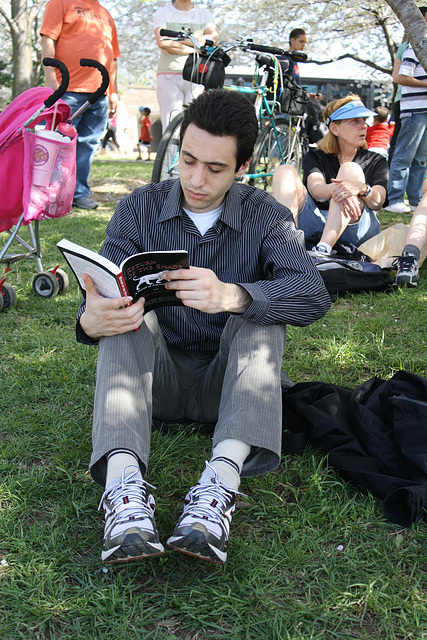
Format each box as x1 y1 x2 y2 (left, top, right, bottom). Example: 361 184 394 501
109 92 119 112
164 266 251 314
79 274 145 339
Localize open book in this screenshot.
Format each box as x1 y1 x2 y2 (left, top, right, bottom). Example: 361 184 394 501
57 238 189 312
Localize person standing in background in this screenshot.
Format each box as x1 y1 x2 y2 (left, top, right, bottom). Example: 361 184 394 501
153 0 218 132
277 28 307 86
41 0 120 210
137 107 152 161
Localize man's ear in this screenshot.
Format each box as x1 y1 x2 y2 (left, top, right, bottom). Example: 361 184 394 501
235 158 251 179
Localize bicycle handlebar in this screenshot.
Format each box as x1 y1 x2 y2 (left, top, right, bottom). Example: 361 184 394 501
159 28 185 38
246 42 285 56
42 58 69 108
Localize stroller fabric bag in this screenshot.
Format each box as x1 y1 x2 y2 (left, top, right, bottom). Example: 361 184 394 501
22 128 76 222
0 87 71 232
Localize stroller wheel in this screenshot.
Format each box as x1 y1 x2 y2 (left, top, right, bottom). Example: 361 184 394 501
1 282 18 310
32 271 60 298
53 268 69 294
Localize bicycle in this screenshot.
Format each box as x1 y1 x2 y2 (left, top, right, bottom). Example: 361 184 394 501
151 30 310 189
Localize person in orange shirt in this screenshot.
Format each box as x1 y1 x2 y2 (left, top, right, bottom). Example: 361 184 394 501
40 0 120 209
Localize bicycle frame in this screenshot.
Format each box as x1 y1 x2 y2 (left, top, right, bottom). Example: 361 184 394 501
152 31 307 185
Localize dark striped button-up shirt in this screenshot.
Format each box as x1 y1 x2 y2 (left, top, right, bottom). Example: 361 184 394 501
77 179 330 350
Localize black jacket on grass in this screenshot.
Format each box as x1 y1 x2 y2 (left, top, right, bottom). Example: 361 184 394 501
281 370 427 527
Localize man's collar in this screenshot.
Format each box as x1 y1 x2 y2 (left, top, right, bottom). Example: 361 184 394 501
159 179 242 231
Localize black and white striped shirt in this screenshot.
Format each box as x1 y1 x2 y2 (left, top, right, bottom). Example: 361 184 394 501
77 179 330 350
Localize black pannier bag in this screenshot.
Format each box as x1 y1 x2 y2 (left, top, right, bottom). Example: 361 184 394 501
182 50 231 89
279 74 310 116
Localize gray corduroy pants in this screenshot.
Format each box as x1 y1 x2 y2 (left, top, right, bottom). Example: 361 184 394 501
90 313 286 487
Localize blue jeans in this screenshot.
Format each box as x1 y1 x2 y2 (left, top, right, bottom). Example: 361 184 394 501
62 92 108 199
387 112 427 206
298 193 380 247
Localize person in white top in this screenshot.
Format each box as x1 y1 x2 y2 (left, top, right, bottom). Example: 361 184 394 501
154 0 218 131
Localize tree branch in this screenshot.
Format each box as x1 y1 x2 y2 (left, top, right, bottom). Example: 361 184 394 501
309 54 391 76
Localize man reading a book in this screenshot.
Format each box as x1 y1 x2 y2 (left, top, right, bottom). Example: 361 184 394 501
76 89 331 564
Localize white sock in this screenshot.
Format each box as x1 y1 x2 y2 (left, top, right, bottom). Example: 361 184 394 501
199 439 251 491
316 241 332 254
105 449 141 488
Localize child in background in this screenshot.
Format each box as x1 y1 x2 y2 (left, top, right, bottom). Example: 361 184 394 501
137 107 152 161
365 106 395 157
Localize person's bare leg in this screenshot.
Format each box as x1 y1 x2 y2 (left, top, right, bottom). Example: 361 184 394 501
272 164 307 223
319 162 366 249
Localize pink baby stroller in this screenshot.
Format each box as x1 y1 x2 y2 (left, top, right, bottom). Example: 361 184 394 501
0 57 109 309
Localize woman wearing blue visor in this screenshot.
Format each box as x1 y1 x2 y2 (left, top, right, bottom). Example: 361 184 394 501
273 94 388 254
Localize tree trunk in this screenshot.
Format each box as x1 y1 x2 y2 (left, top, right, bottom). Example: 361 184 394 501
11 0 33 97
385 0 427 70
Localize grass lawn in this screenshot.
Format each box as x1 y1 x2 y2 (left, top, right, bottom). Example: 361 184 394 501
1 158 427 640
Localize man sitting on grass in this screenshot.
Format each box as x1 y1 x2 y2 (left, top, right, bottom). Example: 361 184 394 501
76 89 331 565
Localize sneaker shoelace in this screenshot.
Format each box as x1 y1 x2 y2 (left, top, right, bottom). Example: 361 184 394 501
392 255 416 271
98 467 156 523
183 462 245 523
184 482 237 523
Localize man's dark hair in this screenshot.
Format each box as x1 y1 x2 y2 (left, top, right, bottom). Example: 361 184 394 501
289 28 306 43
420 6 427 16
180 89 258 170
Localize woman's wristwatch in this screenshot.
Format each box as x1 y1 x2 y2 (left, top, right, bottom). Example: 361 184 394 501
360 184 372 197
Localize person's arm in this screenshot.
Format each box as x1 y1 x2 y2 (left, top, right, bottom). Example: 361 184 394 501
358 184 387 211
41 35 59 90
154 27 196 55
306 171 335 202
154 24 218 54
108 58 119 112
396 73 427 88
392 57 402 83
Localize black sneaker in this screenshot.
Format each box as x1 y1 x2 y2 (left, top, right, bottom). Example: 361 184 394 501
99 466 164 564
394 254 419 287
167 463 238 563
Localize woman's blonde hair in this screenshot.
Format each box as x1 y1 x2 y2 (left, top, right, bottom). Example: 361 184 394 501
317 93 368 155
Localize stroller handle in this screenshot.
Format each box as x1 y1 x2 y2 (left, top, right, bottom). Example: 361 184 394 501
79 59 110 104
42 58 70 108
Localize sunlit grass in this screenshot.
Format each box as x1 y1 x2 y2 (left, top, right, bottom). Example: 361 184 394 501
1 158 426 639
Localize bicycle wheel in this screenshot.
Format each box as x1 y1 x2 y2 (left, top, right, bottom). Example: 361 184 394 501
151 113 183 183
248 116 302 190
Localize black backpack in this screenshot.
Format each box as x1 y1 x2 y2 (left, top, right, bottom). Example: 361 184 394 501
306 235 393 298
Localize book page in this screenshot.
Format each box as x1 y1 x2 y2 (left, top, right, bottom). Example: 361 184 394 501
57 239 122 299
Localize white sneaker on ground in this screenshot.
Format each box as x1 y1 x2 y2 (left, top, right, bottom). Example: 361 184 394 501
99 466 164 564
167 462 239 563
384 202 411 214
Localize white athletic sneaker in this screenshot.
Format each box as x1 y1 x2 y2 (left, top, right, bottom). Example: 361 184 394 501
99 466 164 564
384 202 411 214
393 254 420 287
167 462 239 563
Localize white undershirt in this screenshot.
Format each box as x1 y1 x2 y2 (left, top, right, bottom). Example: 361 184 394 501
183 205 223 236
